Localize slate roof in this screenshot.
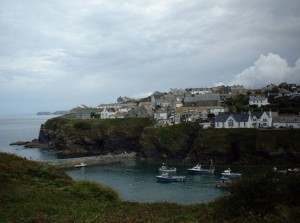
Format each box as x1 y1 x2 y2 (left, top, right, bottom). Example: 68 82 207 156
215 112 250 122
103 108 115 112
252 111 270 119
273 116 300 123
184 94 221 103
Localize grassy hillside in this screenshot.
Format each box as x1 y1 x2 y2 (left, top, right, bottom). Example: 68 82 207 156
0 152 209 222
1 152 299 222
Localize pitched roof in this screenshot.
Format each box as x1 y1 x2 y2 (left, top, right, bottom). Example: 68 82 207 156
215 112 250 122
103 108 115 112
273 116 300 123
184 94 220 103
252 111 270 119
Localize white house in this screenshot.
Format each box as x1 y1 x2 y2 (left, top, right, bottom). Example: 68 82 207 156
101 108 116 119
98 103 121 109
214 112 252 128
154 109 168 120
249 96 269 107
251 111 272 128
273 116 300 128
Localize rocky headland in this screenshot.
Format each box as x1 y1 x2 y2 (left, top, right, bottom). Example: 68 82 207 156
36 116 300 164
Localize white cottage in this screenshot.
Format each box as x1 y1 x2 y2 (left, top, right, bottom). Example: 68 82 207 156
214 112 252 128
251 111 272 128
101 108 116 119
154 108 168 120
273 116 300 128
249 96 269 107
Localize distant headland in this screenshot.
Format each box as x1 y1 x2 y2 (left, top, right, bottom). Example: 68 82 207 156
36 111 70 115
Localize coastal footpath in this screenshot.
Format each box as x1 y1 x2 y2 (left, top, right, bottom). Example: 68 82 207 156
37 116 300 164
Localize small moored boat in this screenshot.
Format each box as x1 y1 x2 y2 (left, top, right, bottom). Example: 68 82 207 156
221 168 241 178
159 163 177 172
74 163 87 168
187 159 215 174
156 173 185 182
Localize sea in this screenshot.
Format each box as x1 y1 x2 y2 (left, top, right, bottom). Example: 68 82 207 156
0 115 230 204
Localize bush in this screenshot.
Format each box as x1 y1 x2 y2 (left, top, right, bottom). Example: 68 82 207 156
211 169 300 222
73 121 92 131
71 181 119 202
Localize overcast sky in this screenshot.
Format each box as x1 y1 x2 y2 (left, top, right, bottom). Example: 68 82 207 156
1 0 300 115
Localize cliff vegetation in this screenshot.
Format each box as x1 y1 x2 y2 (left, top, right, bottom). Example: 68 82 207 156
38 116 300 164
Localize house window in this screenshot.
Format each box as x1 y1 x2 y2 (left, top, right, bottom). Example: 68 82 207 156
228 119 234 127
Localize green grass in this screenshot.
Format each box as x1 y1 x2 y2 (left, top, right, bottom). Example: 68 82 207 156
0 152 210 222
43 117 155 139
1 152 299 222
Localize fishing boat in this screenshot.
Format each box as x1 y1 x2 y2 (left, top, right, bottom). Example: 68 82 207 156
156 173 185 182
159 163 177 172
221 168 242 178
74 162 87 168
187 159 215 174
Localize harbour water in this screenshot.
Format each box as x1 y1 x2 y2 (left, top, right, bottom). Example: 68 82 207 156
65 161 226 204
0 115 228 204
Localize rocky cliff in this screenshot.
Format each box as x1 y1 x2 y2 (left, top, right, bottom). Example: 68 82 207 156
38 116 300 164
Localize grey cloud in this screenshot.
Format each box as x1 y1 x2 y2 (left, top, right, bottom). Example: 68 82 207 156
1 0 300 114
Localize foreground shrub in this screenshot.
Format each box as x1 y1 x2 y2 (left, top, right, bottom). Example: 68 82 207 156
210 169 300 222
70 181 120 202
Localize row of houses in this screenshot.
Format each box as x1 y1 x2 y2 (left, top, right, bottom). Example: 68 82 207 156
69 82 299 128
71 102 300 129
70 102 154 120
151 86 245 109
214 111 300 129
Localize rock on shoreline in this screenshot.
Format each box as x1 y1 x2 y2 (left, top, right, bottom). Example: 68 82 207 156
10 139 49 149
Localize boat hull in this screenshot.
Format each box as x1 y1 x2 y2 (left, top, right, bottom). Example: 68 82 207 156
74 163 87 168
221 173 241 178
187 169 214 175
156 176 185 182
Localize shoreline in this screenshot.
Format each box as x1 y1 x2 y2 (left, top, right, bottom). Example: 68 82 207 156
41 152 136 168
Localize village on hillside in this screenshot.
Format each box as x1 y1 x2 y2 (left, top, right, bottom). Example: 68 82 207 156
69 82 300 129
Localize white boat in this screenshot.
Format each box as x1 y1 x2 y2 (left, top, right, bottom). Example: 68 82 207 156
156 173 185 182
221 168 242 178
159 163 177 172
187 159 215 174
74 162 87 168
